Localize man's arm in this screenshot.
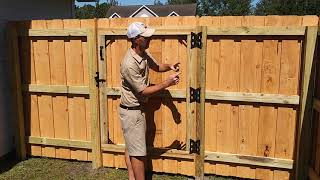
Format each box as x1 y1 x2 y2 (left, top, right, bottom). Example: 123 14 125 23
145 51 180 72
140 72 180 96
150 62 180 72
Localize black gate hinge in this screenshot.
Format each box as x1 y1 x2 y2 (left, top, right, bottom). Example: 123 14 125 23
95 72 106 87
191 32 202 49
189 139 200 155
190 87 200 103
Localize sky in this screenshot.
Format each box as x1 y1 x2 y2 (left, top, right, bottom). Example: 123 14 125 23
76 0 259 6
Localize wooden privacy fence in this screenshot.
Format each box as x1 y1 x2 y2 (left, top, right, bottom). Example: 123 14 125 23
8 16 320 180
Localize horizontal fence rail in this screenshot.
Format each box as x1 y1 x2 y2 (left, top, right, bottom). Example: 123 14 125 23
18 29 89 37
23 84 90 95
104 87 299 105
99 26 196 36
27 136 293 170
207 26 307 36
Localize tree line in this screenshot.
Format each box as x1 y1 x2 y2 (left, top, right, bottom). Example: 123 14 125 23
76 0 320 19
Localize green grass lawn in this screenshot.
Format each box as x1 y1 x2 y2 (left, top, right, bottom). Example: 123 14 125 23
0 156 239 180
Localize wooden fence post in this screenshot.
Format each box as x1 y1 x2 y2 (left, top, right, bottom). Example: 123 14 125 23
98 34 108 144
88 27 102 169
194 26 207 180
295 26 318 180
7 23 26 160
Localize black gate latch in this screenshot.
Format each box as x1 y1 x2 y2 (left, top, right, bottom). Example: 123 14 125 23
95 72 106 87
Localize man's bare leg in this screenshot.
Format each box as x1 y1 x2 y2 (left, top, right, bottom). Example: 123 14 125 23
125 149 135 180
130 156 145 180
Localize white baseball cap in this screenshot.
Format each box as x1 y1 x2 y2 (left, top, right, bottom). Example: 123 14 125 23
127 22 155 39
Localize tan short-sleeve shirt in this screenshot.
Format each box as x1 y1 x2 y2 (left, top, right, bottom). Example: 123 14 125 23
120 48 159 107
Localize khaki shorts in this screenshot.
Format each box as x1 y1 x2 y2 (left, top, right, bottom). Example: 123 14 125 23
119 107 146 156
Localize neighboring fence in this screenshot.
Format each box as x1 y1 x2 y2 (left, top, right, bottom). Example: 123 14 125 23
8 16 320 180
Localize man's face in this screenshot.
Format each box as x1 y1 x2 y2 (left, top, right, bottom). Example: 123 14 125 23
136 36 151 51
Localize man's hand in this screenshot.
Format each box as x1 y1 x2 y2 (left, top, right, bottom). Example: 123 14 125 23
165 72 180 87
170 62 180 72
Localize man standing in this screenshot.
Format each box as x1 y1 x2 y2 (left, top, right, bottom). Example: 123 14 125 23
120 22 180 180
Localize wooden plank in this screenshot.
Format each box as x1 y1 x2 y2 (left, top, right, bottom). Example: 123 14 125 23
274 16 302 180
32 20 56 158
28 136 91 149
177 16 196 177
99 26 305 36
27 22 42 156
104 19 115 166
309 167 320 180
295 25 319 180
174 17 185 176
194 25 207 179
80 18 100 165
110 18 127 169
98 34 107 144
97 20 108 149
26 136 294 170
205 152 293 169
23 84 89 94
19 29 88 37
106 86 300 104
314 98 320 112
23 85 299 104
26 135 292 169
205 90 299 105
63 19 88 161
47 19 70 160
256 16 281 180
7 23 26 160
207 26 306 36
216 16 241 177
200 16 220 175
80 19 96 162
98 18 114 168
98 26 196 36
162 16 180 174
237 16 264 179
186 33 193 153
145 17 164 174
87 26 102 168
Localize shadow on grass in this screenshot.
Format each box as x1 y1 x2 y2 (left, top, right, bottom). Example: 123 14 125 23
0 150 19 174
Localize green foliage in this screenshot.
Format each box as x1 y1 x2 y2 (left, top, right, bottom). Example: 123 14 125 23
198 0 253 16
75 0 118 19
255 0 320 15
154 0 164 5
75 4 96 19
167 0 197 4
75 0 320 18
